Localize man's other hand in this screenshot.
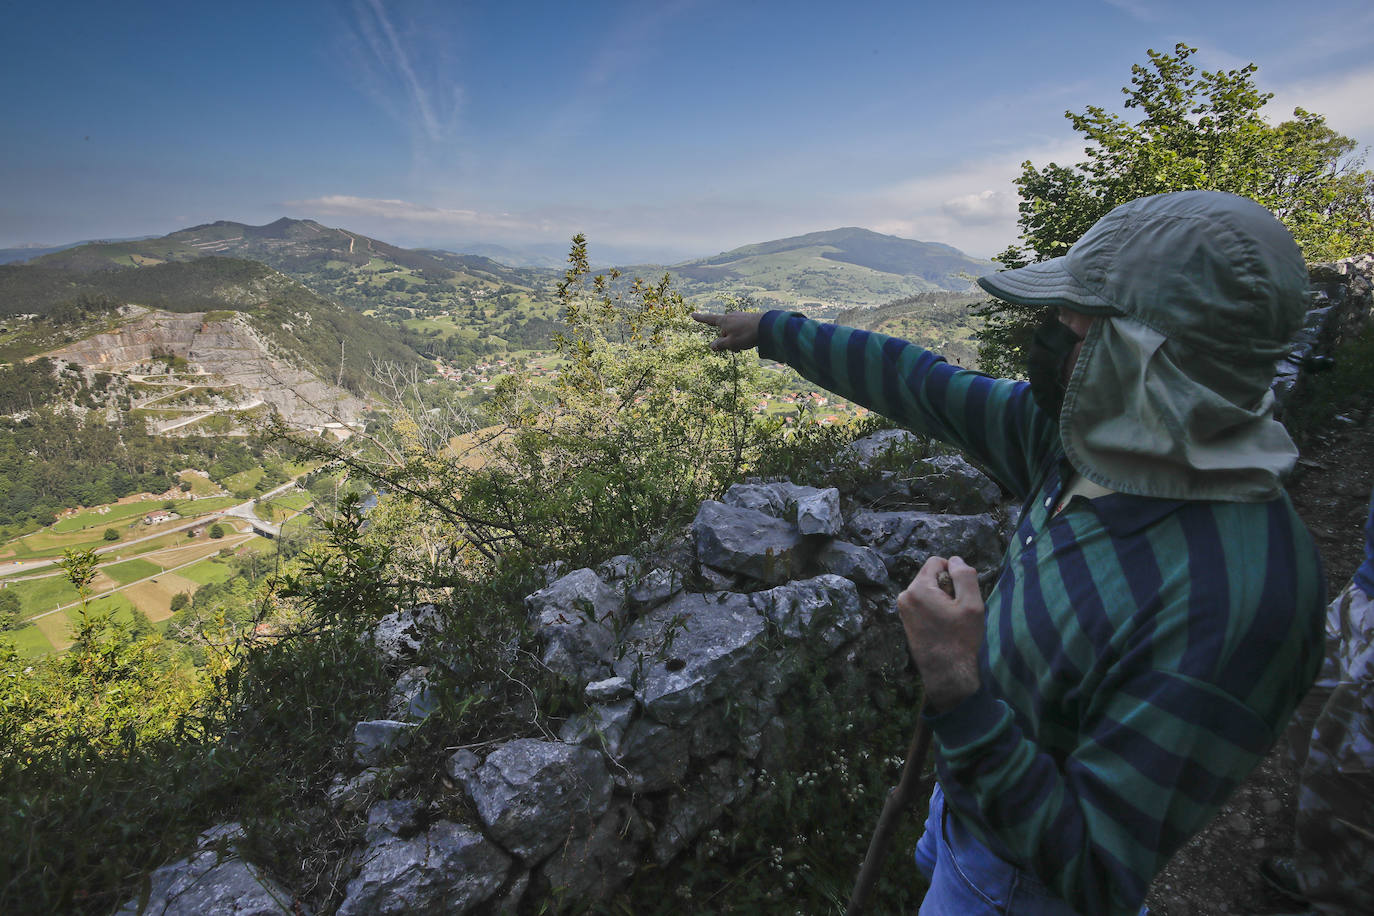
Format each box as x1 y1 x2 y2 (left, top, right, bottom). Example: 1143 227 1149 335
692 311 762 352
897 556 985 713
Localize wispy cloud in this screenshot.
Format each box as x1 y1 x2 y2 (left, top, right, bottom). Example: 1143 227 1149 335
338 0 464 162
543 0 702 141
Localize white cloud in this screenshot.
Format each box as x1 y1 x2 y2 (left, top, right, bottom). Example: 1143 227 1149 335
856 138 1085 258
338 0 464 166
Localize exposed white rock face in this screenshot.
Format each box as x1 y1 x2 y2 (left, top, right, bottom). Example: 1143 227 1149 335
46 308 366 427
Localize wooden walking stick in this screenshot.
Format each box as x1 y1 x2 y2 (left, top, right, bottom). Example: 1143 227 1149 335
845 570 953 915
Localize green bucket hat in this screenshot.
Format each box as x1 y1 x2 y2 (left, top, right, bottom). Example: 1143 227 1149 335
978 191 1309 502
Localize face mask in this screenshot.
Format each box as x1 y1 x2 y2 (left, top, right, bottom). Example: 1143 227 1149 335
1026 313 1083 420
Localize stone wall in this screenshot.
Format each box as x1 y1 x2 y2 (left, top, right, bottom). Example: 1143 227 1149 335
1273 254 1374 409
123 434 1009 915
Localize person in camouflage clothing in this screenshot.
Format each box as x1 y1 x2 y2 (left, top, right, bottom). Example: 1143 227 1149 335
1265 487 1374 915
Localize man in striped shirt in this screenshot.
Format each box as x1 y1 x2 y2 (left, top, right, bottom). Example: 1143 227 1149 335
694 191 1326 915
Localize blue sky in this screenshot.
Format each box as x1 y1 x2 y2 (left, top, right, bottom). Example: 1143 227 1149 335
4 0 1372 262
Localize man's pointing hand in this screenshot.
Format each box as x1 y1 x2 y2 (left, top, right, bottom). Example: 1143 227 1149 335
692 311 762 352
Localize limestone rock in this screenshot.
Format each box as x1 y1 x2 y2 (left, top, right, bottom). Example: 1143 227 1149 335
910 453 1002 514
525 568 626 684
558 699 636 756
613 591 769 727
461 739 613 864
387 666 439 721
335 818 510 916
651 758 755 864
840 429 923 466
327 767 411 815
116 823 302 916
538 800 647 903
596 554 641 582
722 481 842 536
750 575 864 650
584 675 632 703
628 566 685 611
692 500 808 585
612 717 691 792
353 720 417 766
847 509 1002 579
814 539 890 587
371 604 441 664
355 801 417 846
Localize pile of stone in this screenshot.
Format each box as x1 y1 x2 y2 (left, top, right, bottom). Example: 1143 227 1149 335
121 432 1009 915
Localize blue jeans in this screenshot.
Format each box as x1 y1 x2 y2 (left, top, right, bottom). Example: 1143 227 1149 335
914 783 1148 915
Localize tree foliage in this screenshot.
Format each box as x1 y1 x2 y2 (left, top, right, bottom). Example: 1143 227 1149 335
978 43 1374 376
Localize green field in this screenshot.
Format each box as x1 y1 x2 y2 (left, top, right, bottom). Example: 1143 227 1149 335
178 557 238 587
103 558 163 586
7 623 55 658
256 492 311 522
5 575 81 618
177 470 222 497
0 495 243 564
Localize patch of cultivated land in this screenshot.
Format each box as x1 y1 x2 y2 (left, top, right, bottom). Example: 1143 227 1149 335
8 528 259 656
103 558 163 586
123 574 199 622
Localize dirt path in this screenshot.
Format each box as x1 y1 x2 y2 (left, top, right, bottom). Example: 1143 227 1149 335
1145 404 1374 915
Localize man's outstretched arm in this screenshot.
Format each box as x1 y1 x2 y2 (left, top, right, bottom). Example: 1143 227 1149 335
693 310 1056 500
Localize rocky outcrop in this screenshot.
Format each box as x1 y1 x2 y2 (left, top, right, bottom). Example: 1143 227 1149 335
316 441 1007 913
120 430 1008 915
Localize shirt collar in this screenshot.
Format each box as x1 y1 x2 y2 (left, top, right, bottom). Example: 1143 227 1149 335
1089 491 1188 537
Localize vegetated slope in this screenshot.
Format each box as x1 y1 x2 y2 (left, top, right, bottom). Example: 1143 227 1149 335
24 218 565 366
835 289 988 369
0 256 424 394
653 227 992 311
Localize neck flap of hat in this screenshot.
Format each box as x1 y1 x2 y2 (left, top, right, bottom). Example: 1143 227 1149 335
1059 316 1297 502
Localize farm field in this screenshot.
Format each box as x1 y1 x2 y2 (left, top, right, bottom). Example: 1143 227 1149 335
0 495 243 562
103 558 163 586
8 529 263 657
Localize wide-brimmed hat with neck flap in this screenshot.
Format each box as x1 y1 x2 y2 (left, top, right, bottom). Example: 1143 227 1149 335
977 190 1309 502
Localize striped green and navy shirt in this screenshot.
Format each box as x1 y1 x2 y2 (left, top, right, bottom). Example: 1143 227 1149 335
759 311 1325 916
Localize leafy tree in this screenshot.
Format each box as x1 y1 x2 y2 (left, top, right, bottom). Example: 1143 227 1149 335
208 523 225 539
978 43 1374 376
0 590 19 630
102 528 119 541
168 592 190 613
